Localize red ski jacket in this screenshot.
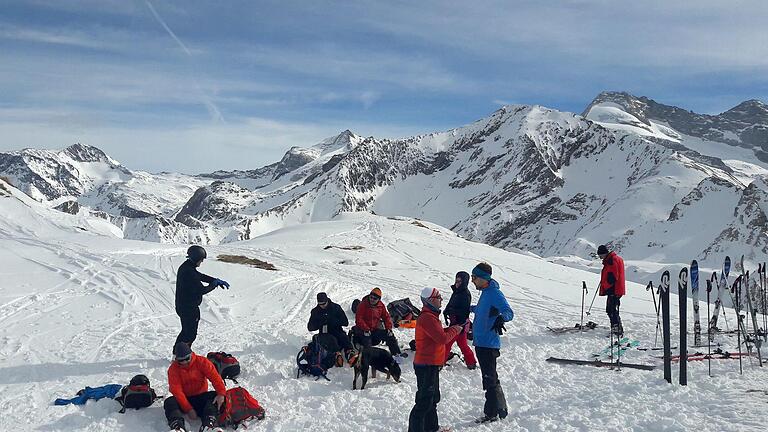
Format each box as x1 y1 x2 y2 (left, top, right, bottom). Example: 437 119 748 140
167 353 226 413
355 295 393 331
600 251 626 296
414 307 461 366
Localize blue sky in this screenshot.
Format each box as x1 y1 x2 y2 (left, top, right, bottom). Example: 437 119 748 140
1 0 767 173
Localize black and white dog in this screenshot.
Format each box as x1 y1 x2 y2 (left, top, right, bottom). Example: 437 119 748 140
352 347 402 390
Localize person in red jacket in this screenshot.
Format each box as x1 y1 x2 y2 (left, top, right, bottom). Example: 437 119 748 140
353 287 401 356
408 288 462 432
598 245 626 336
164 342 227 431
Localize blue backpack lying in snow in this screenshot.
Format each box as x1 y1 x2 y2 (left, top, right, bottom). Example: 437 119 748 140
296 336 337 381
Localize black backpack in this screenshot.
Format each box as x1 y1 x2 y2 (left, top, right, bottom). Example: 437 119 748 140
296 337 337 381
387 298 421 325
115 374 161 413
207 352 241 383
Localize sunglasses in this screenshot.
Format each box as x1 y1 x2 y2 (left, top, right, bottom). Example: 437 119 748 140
370 295 380 300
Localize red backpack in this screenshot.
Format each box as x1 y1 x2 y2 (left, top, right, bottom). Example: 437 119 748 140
207 351 241 383
217 387 265 428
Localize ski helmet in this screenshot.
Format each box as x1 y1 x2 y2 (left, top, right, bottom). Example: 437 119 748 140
420 287 442 310
187 245 207 262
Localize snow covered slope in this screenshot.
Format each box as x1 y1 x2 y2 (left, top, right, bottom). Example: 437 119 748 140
1 200 767 431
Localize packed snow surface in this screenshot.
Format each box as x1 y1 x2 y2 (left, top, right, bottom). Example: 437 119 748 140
1 192 767 431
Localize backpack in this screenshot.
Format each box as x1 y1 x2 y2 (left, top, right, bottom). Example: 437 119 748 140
115 374 161 413
387 298 421 326
217 387 265 428
207 352 241 383
351 299 361 314
296 337 336 381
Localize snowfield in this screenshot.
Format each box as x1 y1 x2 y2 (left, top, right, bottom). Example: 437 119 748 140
1 184 767 431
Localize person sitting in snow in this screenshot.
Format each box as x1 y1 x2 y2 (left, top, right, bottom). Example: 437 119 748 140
308 292 358 365
174 245 230 349
164 342 226 431
353 287 402 356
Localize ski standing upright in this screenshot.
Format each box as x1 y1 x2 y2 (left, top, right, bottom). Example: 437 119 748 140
706 272 716 377
691 260 701 347
709 256 731 339
661 270 672 384
678 267 688 386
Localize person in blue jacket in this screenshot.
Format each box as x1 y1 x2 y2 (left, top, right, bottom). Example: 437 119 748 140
470 262 514 424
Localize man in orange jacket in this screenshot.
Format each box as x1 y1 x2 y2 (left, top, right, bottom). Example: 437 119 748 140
598 245 626 337
408 288 462 432
164 342 227 431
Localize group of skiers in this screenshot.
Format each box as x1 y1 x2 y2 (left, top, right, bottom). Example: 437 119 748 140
169 243 623 431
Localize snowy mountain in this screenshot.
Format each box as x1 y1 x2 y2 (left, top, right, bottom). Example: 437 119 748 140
3 187 768 431
3 93 768 277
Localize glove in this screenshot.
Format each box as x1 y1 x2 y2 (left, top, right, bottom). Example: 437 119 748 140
214 279 230 289
491 315 506 335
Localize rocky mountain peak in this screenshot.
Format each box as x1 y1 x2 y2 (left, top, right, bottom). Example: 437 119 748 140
721 99 768 123
61 143 118 165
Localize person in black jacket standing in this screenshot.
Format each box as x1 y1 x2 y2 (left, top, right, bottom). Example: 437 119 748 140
308 292 357 364
443 271 477 369
175 245 229 349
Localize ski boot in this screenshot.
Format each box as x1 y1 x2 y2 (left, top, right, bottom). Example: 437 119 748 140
474 414 498 424
168 418 186 432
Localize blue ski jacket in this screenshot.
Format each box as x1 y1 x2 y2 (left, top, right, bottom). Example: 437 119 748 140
54 384 122 406
471 279 514 349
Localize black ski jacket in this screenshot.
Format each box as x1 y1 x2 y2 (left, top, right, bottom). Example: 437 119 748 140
444 271 472 325
307 299 349 333
175 259 216 311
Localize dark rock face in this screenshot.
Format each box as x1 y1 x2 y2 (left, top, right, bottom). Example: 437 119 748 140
54 200 80 214
175 181 249 223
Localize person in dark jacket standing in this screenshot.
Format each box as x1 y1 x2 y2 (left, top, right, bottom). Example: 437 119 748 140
598 244 626 336
443 271 477 369
408 287 462 432
353 287 401 356
308 292 357 364
175 245 229 349
471 262 514 424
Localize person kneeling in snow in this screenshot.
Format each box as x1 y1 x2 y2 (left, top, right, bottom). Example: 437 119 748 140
308 292 358 365
165 342 226 431
408 288 462 432
353 287 402 356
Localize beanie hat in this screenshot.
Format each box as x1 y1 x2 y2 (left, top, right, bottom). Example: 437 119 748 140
174 342 192 362
597 245 609 256
471 265 492 282
317 292 329 304
370 287 382 298
420 287 442 311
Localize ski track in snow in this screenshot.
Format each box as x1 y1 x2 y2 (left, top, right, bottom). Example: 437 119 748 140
1 213 768 431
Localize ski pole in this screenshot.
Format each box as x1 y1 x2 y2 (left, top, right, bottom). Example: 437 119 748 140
585 281 599 316
581 281 587 332
647 281 661 347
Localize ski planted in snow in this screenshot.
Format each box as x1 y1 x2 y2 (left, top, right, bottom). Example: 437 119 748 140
709 256 731 337
691 260 701 347
661 270 672 383
678 267 688 385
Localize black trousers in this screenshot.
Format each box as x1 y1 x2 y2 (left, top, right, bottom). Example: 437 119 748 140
475 347 507 418
606 294 622 329
353 326 401 355
408 365 441 432
164 391 217 426
320 328 352 352
175 307 200 348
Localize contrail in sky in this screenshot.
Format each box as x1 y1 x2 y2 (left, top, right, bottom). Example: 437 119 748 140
144 0 225 123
